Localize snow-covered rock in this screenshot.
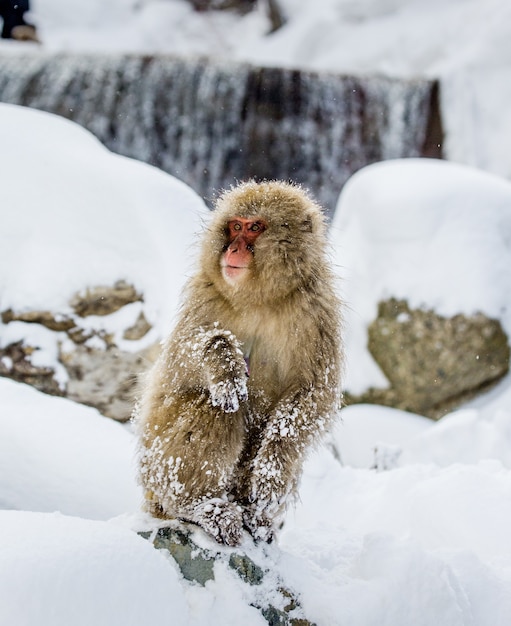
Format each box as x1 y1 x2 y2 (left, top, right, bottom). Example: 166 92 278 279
0 103 209 419
333 158 511 414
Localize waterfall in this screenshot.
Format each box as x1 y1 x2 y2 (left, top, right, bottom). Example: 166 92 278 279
0 54 440 216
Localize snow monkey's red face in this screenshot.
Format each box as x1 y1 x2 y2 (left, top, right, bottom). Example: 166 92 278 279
220 217 267 285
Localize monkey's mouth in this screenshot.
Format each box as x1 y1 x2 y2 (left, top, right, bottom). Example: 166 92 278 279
221 263 249 284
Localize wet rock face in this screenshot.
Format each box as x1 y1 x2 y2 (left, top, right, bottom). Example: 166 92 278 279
358 298 510 419
0 282 157 421
186 0 256 12
0 55 440 218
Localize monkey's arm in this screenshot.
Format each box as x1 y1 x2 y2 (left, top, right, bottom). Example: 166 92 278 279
245 380 339 540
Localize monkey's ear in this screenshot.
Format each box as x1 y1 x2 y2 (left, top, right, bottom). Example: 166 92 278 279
299 217 313 233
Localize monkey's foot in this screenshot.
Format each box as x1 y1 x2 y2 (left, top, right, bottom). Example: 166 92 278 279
193 498 244 547
243 507 275 543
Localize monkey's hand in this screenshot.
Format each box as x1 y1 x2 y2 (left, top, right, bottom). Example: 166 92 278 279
203 333 249 413
193 498 244 547
209 376 248 413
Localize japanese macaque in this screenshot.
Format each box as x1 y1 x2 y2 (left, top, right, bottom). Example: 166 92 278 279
137 180 343 546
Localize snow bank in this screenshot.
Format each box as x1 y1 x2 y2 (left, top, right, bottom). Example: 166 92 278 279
4 376 511 625
331 158 511 393
0 509 188 626
0 102 209 338
281 405 511 625
0 378 141 518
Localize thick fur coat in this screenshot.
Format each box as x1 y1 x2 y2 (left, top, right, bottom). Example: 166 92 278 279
137 181 343 545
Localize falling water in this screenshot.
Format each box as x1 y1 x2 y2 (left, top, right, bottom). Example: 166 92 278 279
0 54 440 216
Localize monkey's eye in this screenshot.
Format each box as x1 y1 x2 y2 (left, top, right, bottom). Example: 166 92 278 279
233 222 242 231
249 223 261 232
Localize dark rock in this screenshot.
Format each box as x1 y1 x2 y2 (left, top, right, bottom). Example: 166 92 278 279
151 526 215 586
139 523 315 625
359 298 510 419
187 0 256 13
262 606 289 626
229 552 264 585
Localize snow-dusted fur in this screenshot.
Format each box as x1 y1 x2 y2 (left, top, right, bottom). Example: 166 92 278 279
137 181 343 545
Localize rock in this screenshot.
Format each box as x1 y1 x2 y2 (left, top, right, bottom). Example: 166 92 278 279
70 280 143 317
229 552 264 585
0 281 157 421
144 525 216 586
359 298 510 419
139 523 315 626
60 343 155 421
0 341 63 396
1 309 75 332
187 0 256 13
123 311 152 341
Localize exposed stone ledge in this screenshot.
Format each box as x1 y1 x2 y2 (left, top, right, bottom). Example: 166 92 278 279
346 298 510 419
139 523 314 626
0 281 156 421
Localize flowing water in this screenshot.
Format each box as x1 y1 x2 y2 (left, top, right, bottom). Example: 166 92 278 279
0 54 440 215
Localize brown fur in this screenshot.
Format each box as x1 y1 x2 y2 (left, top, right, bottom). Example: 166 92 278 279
137 181 343 546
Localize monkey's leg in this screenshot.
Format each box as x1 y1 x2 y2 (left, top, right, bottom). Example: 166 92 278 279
243 395 325 542
140 395 247 546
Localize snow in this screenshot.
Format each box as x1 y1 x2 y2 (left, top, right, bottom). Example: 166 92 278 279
0 102 208 323
0 378 140 518
1 2 511 622
0 508 188 626
0 102 209 373
4 369 511 625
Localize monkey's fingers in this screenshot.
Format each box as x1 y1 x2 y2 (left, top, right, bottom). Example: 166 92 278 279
209 376 248 413
193 499 244 547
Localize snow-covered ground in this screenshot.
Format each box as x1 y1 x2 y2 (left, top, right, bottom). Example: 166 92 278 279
2 2 511 622
4 373 511 626
2 102 511 624
2 0 511 184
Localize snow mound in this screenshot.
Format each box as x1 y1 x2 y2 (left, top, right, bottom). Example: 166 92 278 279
0 378 141 518
0 102 209 336
0 509 188 626
331 158 511 393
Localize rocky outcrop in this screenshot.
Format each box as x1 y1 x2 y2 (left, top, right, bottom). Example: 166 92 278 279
0 341 63 397
0 281 157 421
60 344 154 420
139 523 314 626
346 298 510 419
